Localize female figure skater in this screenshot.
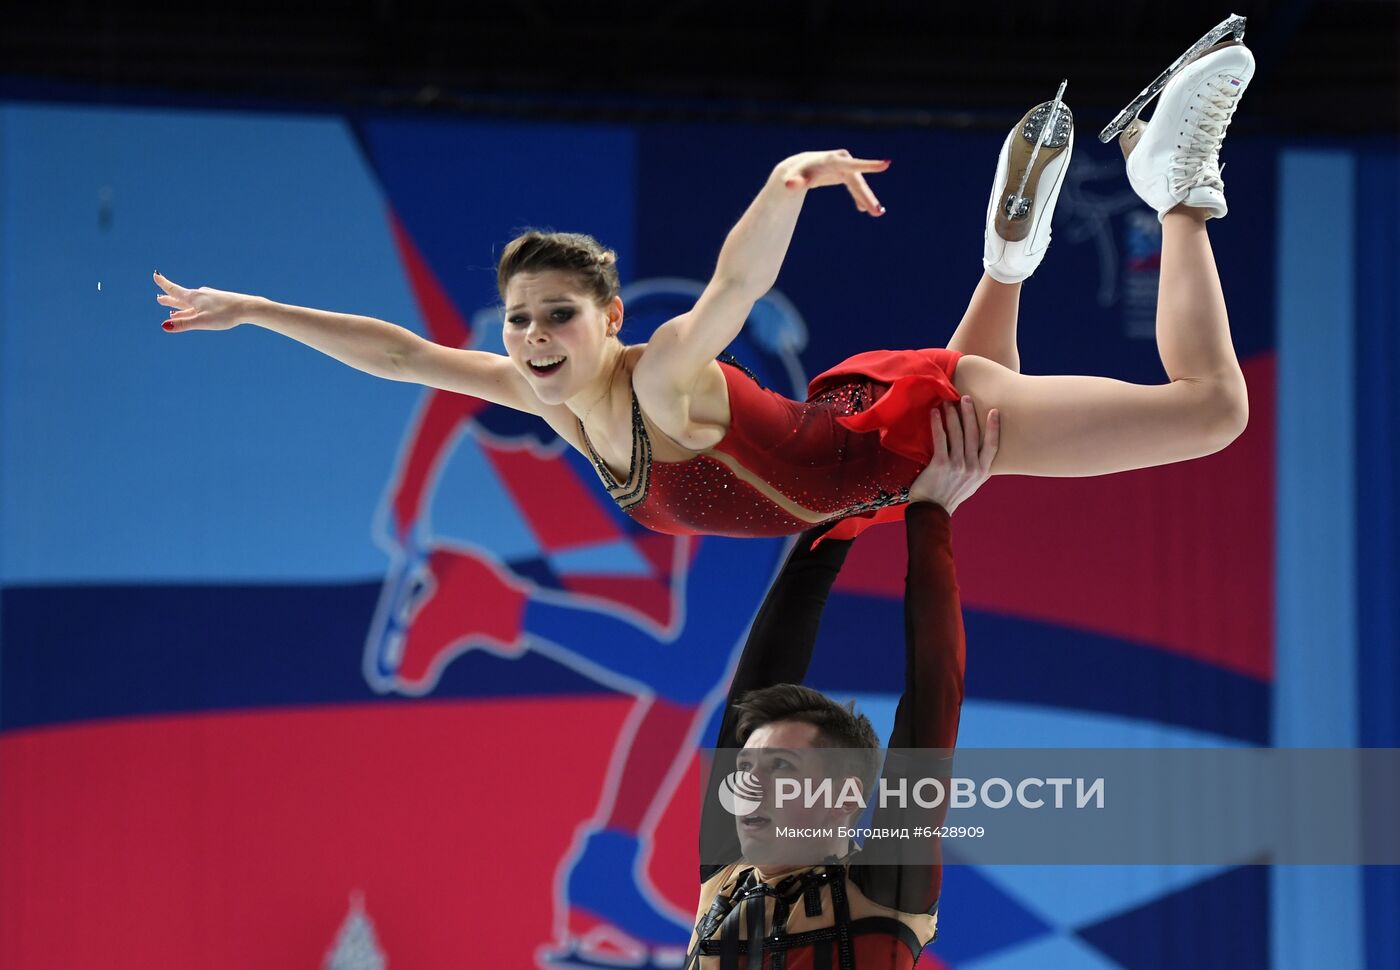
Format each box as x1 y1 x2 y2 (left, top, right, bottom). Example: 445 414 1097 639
155 32 1255 545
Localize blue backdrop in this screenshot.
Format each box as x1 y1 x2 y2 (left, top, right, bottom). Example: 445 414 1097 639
0 94 1394 969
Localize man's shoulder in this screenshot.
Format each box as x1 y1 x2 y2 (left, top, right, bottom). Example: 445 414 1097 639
843 871 939 947
690 861 745 950
699 861 743 901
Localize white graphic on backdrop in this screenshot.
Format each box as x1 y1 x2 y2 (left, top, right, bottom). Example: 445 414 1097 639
324 893 387 970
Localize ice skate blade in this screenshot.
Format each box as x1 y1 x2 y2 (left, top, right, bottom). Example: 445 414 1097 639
1099 13 1247 143
996 88 1073 241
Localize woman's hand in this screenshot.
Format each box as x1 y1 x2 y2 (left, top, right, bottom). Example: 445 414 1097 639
154 272 260 332
908 396 1000 514
773 150 890 216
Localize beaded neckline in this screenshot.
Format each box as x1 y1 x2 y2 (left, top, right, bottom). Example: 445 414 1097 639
578 354 753 502
578 387 652 511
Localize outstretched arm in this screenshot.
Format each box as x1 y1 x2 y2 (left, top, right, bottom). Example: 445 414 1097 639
637 151 889 401
855 398 999 920
153 272 540 412
892 396 998 751
699 523 854 882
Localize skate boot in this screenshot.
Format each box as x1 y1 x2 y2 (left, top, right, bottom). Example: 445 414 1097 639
1106 16 1254 221
1100 13 1247 143
983 80 1074 284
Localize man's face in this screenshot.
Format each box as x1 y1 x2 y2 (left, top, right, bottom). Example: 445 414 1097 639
735 721 863 866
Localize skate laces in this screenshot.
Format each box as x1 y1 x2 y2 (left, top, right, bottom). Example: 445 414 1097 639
1170 76 1242 193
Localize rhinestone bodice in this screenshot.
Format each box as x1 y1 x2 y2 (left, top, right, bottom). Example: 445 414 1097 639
578 352 961 540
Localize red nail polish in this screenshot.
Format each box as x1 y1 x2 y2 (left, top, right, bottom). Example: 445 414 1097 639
162 321 173 331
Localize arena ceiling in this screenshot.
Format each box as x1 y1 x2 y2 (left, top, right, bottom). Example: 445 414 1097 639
2 1 1397 133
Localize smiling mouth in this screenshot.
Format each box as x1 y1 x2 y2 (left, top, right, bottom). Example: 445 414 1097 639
528 355 567 376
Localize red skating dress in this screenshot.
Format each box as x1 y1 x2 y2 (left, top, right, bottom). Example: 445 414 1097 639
579 349 964 542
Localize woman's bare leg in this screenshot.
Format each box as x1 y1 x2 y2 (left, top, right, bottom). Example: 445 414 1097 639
955 206 1249 477
947 273 1023 373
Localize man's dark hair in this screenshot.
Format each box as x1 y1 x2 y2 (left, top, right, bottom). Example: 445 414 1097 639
733 683 882 797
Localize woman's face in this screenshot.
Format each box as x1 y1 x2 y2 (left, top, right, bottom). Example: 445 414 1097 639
502 269 620 406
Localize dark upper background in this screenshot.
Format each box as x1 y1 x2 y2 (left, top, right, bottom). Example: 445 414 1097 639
3 0 1396 134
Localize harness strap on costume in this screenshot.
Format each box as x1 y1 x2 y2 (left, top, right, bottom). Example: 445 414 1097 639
711 868 767 970
744 889 765 970
687 885 739 970
769 893 791 970
691 865 863 970
829 867 856 970
719 875 745 968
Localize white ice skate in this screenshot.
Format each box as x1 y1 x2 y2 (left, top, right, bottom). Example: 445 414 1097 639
984 80 1074 284
1099 13 1247 143
1107 16 1254 221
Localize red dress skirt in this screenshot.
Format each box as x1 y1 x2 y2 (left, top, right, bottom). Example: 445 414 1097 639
579 349 964 542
